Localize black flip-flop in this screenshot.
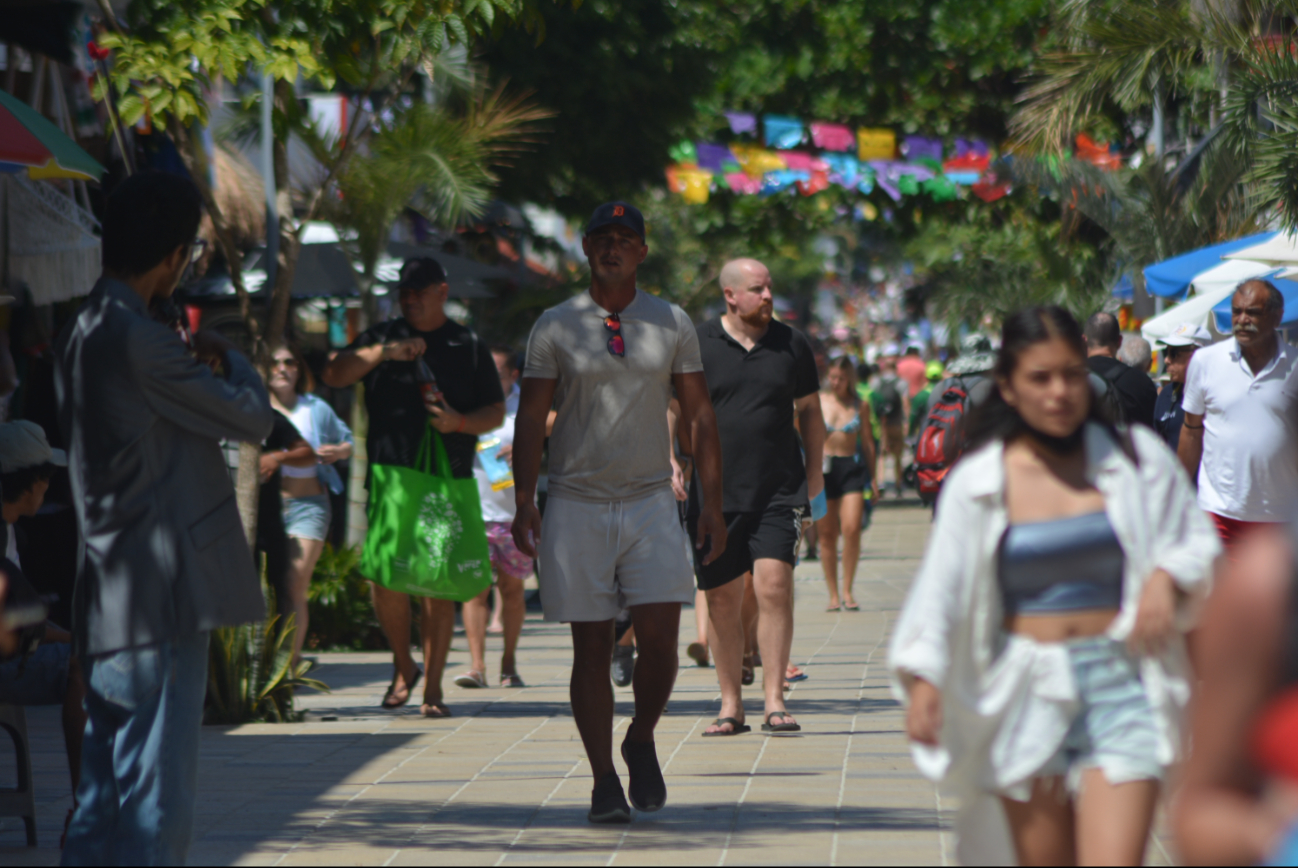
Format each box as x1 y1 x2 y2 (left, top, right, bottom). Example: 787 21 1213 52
702 717 751 737
421 702 453 719
761 711 801 733
380 667 422 709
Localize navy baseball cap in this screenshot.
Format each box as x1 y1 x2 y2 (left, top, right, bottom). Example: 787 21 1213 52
396 257 447 290
585 201 645 240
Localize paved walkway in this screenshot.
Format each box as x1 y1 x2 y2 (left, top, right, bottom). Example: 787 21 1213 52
0 504 1174 865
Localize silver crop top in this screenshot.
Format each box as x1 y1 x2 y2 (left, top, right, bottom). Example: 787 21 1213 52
997 511 1124 615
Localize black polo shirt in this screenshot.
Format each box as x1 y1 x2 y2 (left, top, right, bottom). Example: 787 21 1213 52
694 317 819 513
346 317 503 479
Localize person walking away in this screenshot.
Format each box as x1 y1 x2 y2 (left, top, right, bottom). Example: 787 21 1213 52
1178 279 1298 551
890 306 1219 865
55 171 273 865
872 351 909 496
1118 334 1154 380
511 201 726 823
266 344 353 664
1153 324 1210 451
818 357 877 612
896 344 928 398
458 345 530 689
913 335 997 508
0 422 86 840
1084 311 1158 427
1173 396 1298 864
323 257 504 718
688 257 824 737
907 361 945 440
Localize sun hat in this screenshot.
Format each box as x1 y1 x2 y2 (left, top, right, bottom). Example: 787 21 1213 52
0 421 68 474
1156 323 1212 348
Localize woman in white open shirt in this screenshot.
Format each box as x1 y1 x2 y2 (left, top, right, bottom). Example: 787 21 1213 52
889 306 1220 865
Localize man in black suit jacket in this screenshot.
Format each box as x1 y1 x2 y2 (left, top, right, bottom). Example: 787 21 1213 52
55 172 272 865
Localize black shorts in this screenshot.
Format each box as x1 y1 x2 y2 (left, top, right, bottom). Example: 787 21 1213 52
687 503 807 591
824 455 869 500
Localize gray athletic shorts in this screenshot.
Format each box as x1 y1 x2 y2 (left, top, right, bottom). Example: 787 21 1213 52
538 487 695 623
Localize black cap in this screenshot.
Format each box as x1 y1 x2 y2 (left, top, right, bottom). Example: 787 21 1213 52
585 201 645 240
396 257 447 290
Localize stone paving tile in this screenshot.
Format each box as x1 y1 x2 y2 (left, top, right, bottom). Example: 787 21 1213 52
0 505 1179 864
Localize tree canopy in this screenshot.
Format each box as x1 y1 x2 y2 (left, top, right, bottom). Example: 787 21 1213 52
481 0 1050 216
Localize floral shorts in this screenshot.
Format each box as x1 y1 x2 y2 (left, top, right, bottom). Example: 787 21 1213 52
485 521 534 580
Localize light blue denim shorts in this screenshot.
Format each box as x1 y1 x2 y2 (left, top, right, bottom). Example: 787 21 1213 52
283 494 332 542
1038 636 1163 789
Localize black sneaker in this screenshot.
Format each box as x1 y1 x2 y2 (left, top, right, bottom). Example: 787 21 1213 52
588 771 632 824
611 645 635 687
621 726 666 812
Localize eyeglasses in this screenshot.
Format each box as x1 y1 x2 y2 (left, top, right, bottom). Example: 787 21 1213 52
605 313 625 357
189 238 208 265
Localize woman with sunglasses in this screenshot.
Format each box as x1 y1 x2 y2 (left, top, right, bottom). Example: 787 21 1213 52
889 306 1219 864
267 344 354 665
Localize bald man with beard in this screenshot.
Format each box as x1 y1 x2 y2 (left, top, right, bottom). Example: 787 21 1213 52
686 258 825 735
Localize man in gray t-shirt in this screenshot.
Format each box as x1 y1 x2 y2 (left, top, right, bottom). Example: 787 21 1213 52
512 201 726 825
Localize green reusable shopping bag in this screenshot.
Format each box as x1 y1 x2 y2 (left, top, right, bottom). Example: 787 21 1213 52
360 428 493 601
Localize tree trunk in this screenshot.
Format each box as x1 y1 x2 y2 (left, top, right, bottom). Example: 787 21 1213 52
236 442 262 553
169 118 264 550
264 77 300 349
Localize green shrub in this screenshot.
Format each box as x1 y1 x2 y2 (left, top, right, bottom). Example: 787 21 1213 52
206 607 330 724
306 543 387 651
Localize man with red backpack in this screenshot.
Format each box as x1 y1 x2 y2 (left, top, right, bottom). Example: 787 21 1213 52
914 334 997 508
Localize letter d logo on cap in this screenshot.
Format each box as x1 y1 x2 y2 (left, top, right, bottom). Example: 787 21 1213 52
613 206 625 216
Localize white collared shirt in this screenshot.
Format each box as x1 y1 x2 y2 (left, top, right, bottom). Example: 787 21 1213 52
1182 337 1298 521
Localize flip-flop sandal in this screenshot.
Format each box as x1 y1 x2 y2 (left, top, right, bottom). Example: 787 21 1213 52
686 642 711 668
500 673 526 688
741 664 755 686
826 604 841 612
421 702 453 719
843 603 861 611
786 670 809 683
702 717 751 737
454 670 488 689
380 667 422 709
761 711 801 733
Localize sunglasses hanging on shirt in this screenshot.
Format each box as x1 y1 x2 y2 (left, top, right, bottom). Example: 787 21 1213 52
605 313 625 357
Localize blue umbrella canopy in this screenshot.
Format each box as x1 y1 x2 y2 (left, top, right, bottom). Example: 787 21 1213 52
1143 232 1277 299
1211 278 1298 331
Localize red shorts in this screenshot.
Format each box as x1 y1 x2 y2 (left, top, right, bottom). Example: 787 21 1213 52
1210 513 1274 550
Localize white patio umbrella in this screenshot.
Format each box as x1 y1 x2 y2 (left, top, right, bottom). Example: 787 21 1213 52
1223 230 1298 265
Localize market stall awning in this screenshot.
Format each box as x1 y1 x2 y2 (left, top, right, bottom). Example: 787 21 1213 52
1142 232 1277 299
0 88 104 181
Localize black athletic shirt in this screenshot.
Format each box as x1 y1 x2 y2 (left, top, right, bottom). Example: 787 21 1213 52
693 318 820 513
346 318 503 479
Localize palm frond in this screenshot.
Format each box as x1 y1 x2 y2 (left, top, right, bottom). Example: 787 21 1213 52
1011 0 1209 154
